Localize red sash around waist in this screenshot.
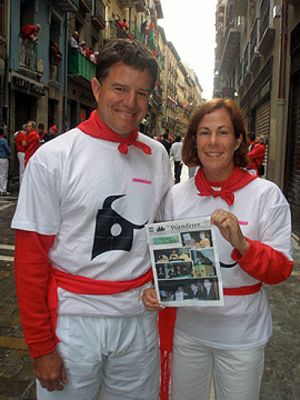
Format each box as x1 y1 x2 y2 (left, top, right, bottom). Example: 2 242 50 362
48 267 153 342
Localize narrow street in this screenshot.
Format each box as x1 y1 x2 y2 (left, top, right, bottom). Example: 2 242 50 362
0 182 299 399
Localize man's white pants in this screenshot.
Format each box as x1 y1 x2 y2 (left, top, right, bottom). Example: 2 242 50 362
17 152 25 185
0 158 9 192
37 313 159 400
171 329 265 400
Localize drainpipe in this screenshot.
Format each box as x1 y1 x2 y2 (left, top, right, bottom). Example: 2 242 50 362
275 0 289 187
278 0 288 99
63 12 69 132
4 0 11 130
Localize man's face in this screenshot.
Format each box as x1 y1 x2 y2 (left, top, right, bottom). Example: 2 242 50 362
91 62 152 137
26 123 34 133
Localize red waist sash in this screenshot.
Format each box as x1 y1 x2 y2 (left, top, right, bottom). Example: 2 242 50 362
48 267 153 343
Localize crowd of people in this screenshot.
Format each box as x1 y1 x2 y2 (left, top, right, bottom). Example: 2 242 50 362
69 31 99 64
6 38 294 400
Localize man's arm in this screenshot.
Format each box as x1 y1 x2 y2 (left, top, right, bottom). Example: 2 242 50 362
14 230 68 391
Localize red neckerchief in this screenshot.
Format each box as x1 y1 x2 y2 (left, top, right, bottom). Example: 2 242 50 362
195 166 257 206
78 110 151 155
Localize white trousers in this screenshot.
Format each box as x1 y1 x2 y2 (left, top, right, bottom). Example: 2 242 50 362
37 313 159 400
17 152 25 185
171 329 265 400
0 158 9 192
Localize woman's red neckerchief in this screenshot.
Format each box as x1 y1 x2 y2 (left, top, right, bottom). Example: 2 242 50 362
195 166 257 206
78 110 152 155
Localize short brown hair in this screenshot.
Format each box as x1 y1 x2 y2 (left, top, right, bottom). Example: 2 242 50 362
96 39 158 90
182 98 248 168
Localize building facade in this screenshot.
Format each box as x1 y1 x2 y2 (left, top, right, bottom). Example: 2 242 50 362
214 0 300 238
2 0 203 185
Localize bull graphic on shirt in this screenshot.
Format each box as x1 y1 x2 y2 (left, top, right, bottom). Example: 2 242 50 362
91 195 146 260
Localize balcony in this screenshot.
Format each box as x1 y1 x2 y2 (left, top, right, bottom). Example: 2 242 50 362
258 0 275 54
233 0 247 16
68 51 96 81
53 0 79 12
136 0 146 12
118 0 136 6
92 0 105 29
110 21 129 39
218 23 240 74
20 41 37 71
249 18 261 73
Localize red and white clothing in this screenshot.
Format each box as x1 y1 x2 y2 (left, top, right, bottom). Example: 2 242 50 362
24 129 40 167
162 171 292 349
247 142 265 174
12 119 172 346
160 168 293 400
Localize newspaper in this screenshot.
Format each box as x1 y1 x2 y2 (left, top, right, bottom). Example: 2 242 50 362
146 217 224 307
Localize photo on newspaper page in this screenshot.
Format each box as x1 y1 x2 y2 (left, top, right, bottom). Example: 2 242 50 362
146 217 224 307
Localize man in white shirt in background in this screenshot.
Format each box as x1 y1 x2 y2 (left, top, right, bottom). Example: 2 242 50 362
170 135 183 183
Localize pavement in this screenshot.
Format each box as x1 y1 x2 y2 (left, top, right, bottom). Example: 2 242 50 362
0 174 299 399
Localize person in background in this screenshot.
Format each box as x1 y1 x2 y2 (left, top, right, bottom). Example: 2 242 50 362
14 125 27 185
69 31 80 52
37 123 46 144
20 23 41 43
0 127 11 195
12 38 172 400
44 124 59 142
143 98 293 400
247 134 266 176
24 121 40 167
170 135 183 183
161 129 171 155
248 131 256 151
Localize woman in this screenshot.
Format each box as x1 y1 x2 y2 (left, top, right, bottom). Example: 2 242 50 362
143 99 293 400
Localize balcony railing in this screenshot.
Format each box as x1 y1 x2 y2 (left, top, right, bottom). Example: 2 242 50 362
20 41 37 71
109 22 129 39
92 0 105 29
68 51 96 81
53 0 79 12
249 18 261 72
259 0 275 53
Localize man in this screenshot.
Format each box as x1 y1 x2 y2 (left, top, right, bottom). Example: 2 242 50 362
69 31 80 52
247 134 266 176
170 135 183 183
37 123 46 144
12 39 172 400
14 125 26 185
0 127 10 195
24 121 40 166
161 130 171 155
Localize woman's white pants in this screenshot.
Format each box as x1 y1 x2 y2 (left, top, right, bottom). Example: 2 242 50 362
171 329 265 400
37 313 159 400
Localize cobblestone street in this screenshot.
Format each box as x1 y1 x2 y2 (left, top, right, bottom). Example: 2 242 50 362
0 186 299 399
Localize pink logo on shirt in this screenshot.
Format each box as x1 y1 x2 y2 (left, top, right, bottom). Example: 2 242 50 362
132 178 152 185
238 220 248 225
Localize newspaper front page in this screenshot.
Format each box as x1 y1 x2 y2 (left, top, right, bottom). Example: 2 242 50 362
146 217 224 307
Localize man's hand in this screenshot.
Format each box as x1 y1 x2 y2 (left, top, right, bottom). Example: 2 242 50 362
33 350 68 392
211 209 249 255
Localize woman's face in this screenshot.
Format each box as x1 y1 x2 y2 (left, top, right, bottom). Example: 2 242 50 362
196 108 242 181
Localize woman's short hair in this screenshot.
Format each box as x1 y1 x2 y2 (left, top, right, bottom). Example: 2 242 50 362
182 98 248 168
96 39 158 90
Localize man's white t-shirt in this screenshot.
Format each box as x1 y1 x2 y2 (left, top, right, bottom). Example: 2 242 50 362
12 128 173 317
